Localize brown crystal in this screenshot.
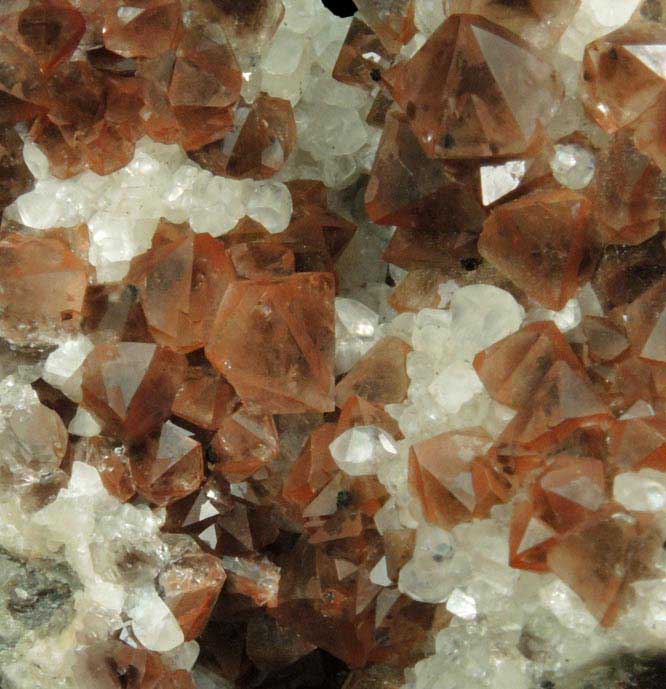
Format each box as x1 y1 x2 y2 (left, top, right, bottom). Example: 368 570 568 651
581 24 666 133
587 128 666 246
333 17 395 91
172 362 238 431
74 639 195 689
473 321 586 409
189 93 296 180
276 179 357 273
383 14 563 159
547 511 660 625
160 550 226 640
366 109 486 243
126 221 237 352
13 0 86 73
168 21 241 110
409 428 493 529
0 228 89 345
335 336 411 408
102 0 182 59
355 0 416 53
206 272 335 414
497 360 612 452
131 420 205 505
210 404 279 481
479 189 594 310
72 436 135 501
81 342 187 442
0 124 32 218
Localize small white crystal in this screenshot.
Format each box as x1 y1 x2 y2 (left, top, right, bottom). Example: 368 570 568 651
620 400 655 420
450 285 525 359
526 298 582 333
244 180 293 234
614 469 666 512
446 588 477 621
42 335 94 402
22 140 50 180
369 556 392 587
479 159 527 206
437 280 459 308
329 425 398 476
550 144 596 190
428 361 484 414
68 407 102 437
335 297 382 374
129 587 185 652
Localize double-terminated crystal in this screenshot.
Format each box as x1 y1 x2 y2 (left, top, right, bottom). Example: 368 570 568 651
383 14 563 160
206 272 335 414
125 220 237 352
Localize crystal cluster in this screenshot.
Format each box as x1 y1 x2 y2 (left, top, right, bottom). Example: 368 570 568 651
5 1 666 689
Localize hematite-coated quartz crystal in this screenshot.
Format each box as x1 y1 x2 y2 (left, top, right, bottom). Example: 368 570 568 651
6 1 666 689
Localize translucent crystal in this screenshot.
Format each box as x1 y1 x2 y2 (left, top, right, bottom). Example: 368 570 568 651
614 469 666 511
550 144 595 190
329 425 398 476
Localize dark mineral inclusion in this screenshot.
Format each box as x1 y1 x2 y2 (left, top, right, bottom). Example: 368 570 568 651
0 547 79 680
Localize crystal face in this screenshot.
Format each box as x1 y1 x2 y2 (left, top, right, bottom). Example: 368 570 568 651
5 2 666 689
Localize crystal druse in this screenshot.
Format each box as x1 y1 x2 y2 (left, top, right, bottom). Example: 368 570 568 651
2 1 666 689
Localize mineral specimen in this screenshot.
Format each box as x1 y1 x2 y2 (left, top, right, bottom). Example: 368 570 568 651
4 1 666 689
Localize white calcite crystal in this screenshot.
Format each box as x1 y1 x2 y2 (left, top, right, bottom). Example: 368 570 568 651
10 140 294 283
0 462 199 689
550 143 596 190
384 285 522 441
614 469 666 512
42 334 94 402
330 425 398 476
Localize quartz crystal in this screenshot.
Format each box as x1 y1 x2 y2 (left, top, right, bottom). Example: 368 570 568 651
206 272 335 413
5 1 666 689
383 14 564 159
445 0 581 48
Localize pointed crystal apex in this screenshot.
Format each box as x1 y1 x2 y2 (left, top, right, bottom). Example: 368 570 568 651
384 14 563 159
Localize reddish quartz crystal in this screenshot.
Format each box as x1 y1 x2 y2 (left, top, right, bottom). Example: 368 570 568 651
333 17 395 91
445 0 580 48
172 361 238 430
479 189 594 310
0 228 89 345
102 0 182 59
497 360 612 453
160 550 226 640
210 404 279 482
126 220 236 352
383 14 563 159
131 420 205 505
582 24 666 133
81 342 186 442
206 272 335 414
409 428 493 529
336 336 411 408
75 639 195 689
0 124 32 216
189 93 296 179
547 510 660 625
366 109 486 237
355 0 416 53
473 321 585 409
588 128 666 246
72 436 136 501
